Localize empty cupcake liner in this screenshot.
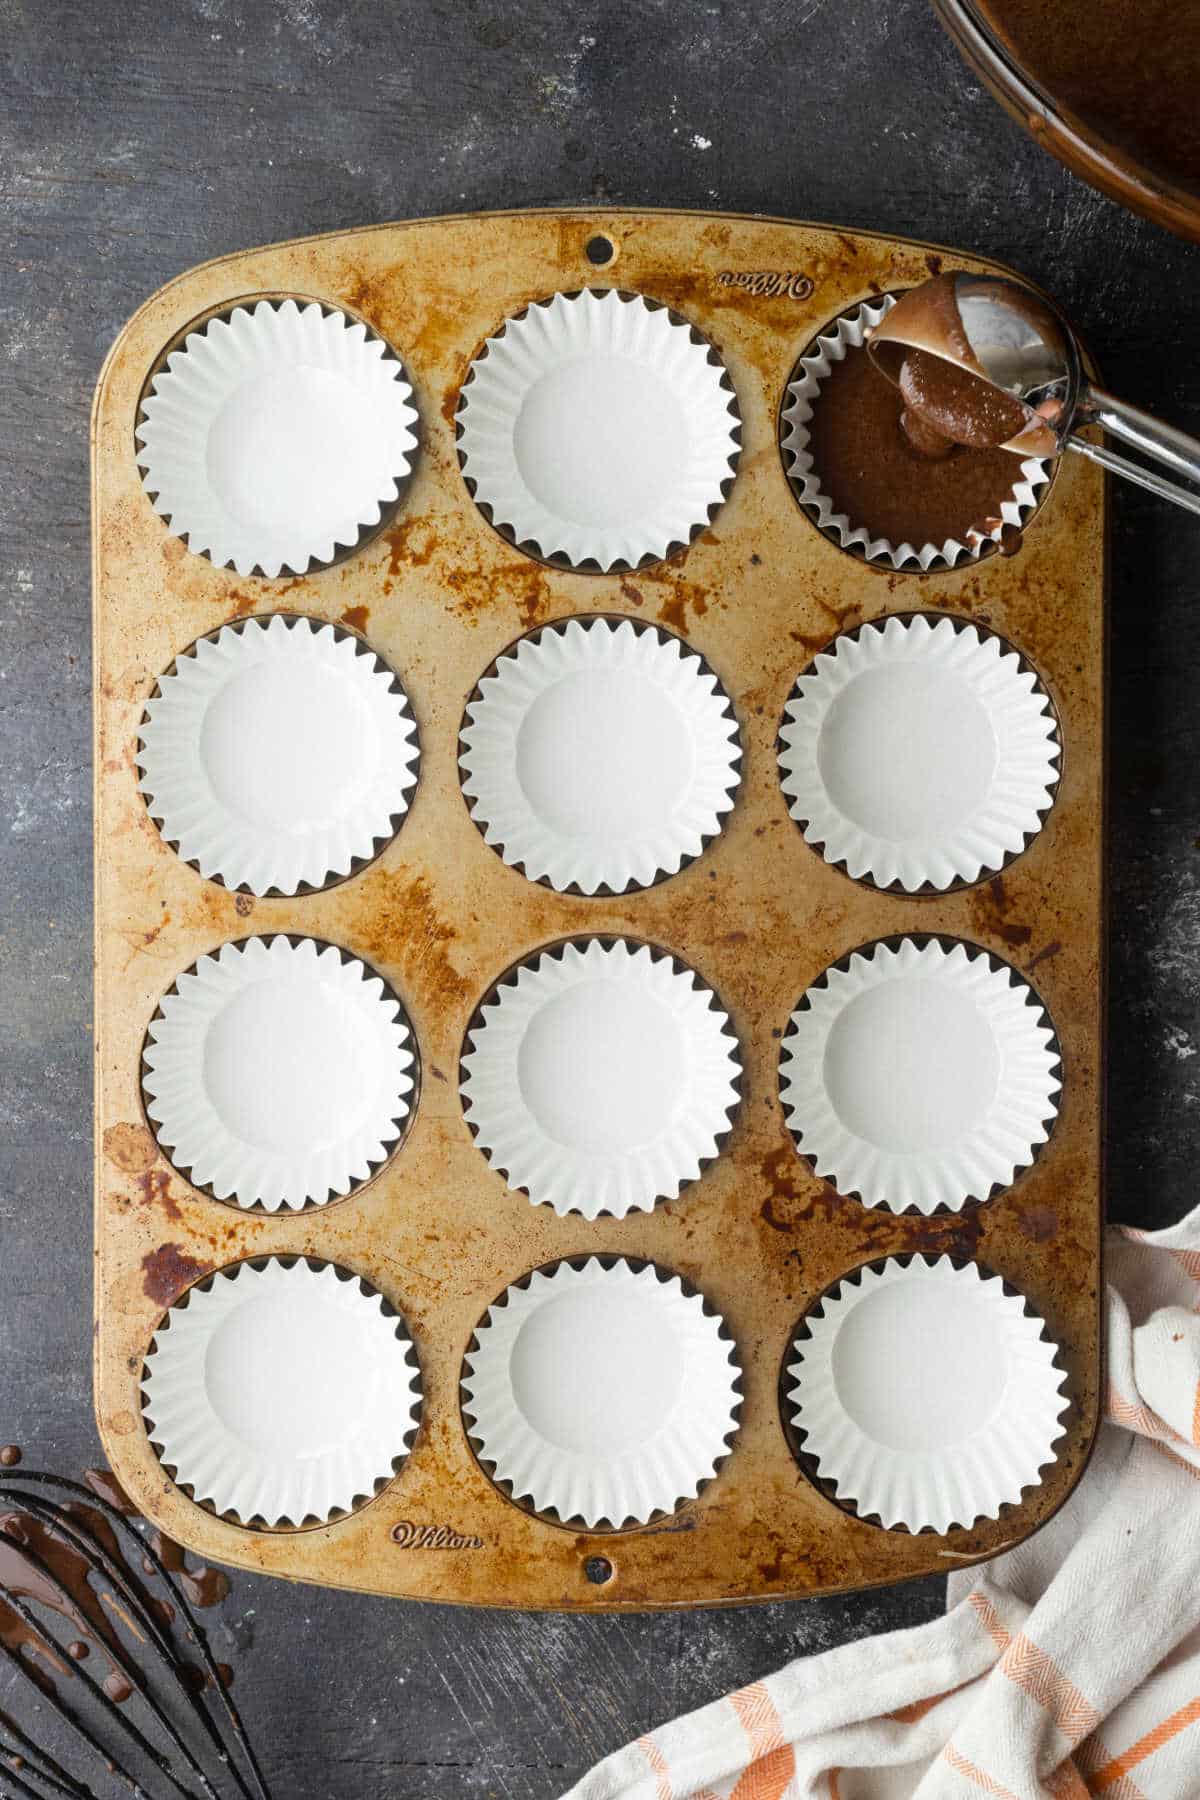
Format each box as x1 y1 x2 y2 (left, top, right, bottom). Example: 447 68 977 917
136 298 419 577
142 935 417 1211
461 1257 741 1528
780 296 1050 570
780 937 1061 1213
455 289 740 571
787 1256 1069 1532
460 937 741 1219
459 615 742 894
138 614 420 896
142 1257 421 1527
778 613 1061 892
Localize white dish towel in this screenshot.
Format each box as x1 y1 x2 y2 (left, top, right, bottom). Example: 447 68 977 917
562 1208 1200 1799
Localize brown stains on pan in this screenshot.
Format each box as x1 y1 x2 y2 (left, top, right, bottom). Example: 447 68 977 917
383 515 439 584
970 874 1034 949
350 869 474 1013
136 1169 183 1225
103 1124 157 1176
339 604 370 634
140 1245 212 1308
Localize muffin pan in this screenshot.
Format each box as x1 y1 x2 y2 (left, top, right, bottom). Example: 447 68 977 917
93 209 1104 1609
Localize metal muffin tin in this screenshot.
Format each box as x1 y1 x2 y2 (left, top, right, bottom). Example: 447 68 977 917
92 208 1104 1609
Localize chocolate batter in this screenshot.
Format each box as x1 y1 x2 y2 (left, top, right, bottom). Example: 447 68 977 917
898 347 1028 450
804 341 1023 549
978 0 1200 198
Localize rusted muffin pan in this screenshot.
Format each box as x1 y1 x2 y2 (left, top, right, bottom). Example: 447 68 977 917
93 209 1104 1610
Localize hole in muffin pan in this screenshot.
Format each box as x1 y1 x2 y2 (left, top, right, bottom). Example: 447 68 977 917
775 612 1064 897
458 613 743 897
139 935 422 1215
135 292 421 579
777 291 1055 573
583 1555 615 1584
140 1254 423 1534
777 933 1064 1215
584 234 617 267
777 1253 1074 1535
458 935 744 1220
137 614 421 898
453 288 742 573
458 1254 744 1534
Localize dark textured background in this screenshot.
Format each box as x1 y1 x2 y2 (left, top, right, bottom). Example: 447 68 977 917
2 1 1198 1795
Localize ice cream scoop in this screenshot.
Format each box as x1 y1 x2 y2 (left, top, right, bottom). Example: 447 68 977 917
869 272 1200 515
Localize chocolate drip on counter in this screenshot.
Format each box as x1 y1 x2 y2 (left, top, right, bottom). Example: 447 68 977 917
0 1459 270 1800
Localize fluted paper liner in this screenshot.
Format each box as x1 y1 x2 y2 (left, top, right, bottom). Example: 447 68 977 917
460 616 741 893
138 615 420 896
143 936 416 1211
461 938 740 1218
136 298 418 577
788 1257 1069 1532
456 289 740 570
778 614 1061 892
780 296 1050 570
461 1257 741 1528
142 1258 421 1526
780 937 1060 1212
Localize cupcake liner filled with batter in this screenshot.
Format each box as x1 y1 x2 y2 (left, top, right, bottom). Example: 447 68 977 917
780 296 1049 570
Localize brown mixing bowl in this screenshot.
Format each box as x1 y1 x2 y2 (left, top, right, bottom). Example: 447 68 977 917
933 0 1200 243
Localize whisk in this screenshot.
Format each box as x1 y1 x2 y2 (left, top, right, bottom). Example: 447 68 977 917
0 1469 269 1800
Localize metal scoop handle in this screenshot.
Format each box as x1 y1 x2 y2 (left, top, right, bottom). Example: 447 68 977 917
1067 386 1200 517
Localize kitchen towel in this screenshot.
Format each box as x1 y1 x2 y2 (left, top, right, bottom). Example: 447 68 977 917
561 1208 1200 1799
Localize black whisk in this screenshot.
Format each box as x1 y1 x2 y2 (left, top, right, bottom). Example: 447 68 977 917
0 1471 269 1800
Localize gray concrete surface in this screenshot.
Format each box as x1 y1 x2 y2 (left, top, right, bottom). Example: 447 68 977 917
2 1 1198 1794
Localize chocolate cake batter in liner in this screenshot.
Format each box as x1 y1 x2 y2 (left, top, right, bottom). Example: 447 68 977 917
780 296 1050 570
460 937 741 1219
787 1256 1068 1532
142 1257 422 1527
137 298 418 578
138 615 420 896
778 614 1061 893
459 615 742 895
455 289 740 571
460 1257 741 1528
142 935 417 1211
780 937 1061 1213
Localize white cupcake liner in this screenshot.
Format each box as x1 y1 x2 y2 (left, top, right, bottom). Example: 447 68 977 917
461 1257 741 1528
143 935 417 1211
788 1256 1069 1532
138 614 420 897
780 296 1050 570
461 937 741 1219
780 937 1061 1213
142 1257 421 1527
455 289 740 571
778 613 1061 893
136 298 418 577
460 615 742 895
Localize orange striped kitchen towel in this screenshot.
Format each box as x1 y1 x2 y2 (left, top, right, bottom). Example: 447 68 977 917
561 1208 1200 1799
